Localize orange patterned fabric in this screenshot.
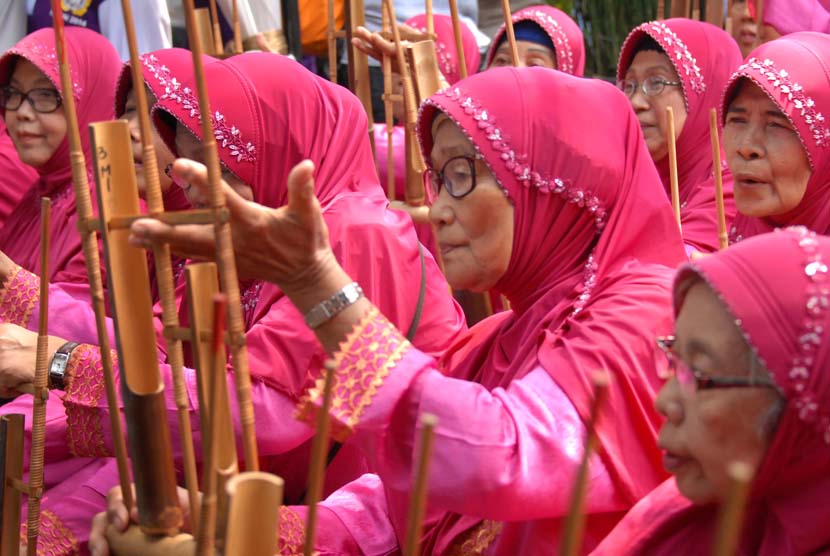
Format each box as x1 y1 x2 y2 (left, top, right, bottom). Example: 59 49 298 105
0 265 39 326
19 508 80 556
278 506 305 555
297 305 410 441
447 520 504 556
63 344 116 458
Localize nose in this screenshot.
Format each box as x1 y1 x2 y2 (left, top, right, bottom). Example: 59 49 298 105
655 377 685 424
428 187 455 228
14 97 36 121
127 113 141 143
734 123 765 161
629 87 650 112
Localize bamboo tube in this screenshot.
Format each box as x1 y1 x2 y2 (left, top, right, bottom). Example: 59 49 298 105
692 0 701 20
182 0 260 471
327 0 338 83
302 360 337 556
195 294 228 556
232 0 243 53
559 372 610 556
381 2 396 200
500 0 519 67
120 0 202 528
756 0 765 41
0 415 23 556
223 472 284 556
709 108 729 250
657 0 665 19
666 106 682 233
402 414 438 556
712 462 754 556
48 0 134 515
726 0 734 34
25 199 51 556
425 0 434 39
208 0 224 53
194 8 216 55
345 0 376 152
448 0 468 78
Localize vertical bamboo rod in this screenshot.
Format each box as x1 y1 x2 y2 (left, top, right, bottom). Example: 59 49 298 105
48 0 134 514
712 462 754 556
208 0 224 53
756 0 764 41
232 0 243 53
426 0 434 38
448 0 468 78
327 0 338 83
381 3 396 200
709 108 728 250
657 0 665 19
666 106 682 234
402 414 438 556
500 0 519 67
182 0 260 471
25 198 50 556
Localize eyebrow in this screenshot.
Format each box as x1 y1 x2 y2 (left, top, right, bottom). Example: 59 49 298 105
9 76 54 88
430 144 475 165
726 104 788 119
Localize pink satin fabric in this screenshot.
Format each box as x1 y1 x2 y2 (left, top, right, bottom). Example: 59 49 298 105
406 13 481 84
618 19 743 254
485 5 585 76
725 32 830 243
592 227 830 556
0 120 37 226
752 0 830 34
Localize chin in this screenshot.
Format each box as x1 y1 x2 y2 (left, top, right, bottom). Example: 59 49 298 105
674 473 717 505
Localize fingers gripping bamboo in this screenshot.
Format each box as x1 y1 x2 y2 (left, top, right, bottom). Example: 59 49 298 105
448 0 468 78
500 0 519 67
712 462 754 556
25 199 50 556
709 108 729 250
403 414 438 556
48 0 134 514
183 0 260 471
666 106 683 233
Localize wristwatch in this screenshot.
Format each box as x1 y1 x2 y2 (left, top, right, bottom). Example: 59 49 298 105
49 341 80 391
304 282 364 329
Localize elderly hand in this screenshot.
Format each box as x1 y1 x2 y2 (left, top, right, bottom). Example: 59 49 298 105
0 323 65 397
352 24 427 70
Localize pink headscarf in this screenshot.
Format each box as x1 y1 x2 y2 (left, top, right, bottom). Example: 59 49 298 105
724 32 830 243
592 227 830 556
485 5 585 76
416 67 686 551
405 13 480 85
0 28 120 287
618 19 743 254
751 0 830 34
153 52 464 396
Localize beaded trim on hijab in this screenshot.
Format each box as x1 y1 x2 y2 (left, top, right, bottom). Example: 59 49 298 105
143 54 257 164
508 9 576 75
6 40 82 100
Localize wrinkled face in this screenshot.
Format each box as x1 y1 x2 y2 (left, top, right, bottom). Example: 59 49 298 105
656 281 782 505
174 125 254 208
489 39 557 69
724 81 811 219
428 116 514 292
624 49 688 164
122 87 176 197
730 1 759 58
4 59 67 168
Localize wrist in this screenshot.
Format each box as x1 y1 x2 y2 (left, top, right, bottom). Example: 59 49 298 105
49 341 80 390
280 252 352 314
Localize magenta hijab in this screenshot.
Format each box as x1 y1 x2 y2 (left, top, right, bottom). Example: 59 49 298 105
405 13 480 85
724 32 830 243
593 227 830 556
416 67 686 552
485 5 585 76
618 19 743 253
755 0 830 34
0 28 120 285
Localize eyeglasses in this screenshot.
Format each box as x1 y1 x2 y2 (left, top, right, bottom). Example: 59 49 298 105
618 76 681 98
0 86 62 113
425 155 481 201
656 336 777 392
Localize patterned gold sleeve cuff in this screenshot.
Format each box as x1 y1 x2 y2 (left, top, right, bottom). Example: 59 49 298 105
63 344 118 458
0 265 39 326
278 506 305 555
297 305 411 441
20 508 80 556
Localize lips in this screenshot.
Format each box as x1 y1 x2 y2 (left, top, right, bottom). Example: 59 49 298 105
439 242 463 256
662 451 691 473
16 131 41 142
734 172 769 189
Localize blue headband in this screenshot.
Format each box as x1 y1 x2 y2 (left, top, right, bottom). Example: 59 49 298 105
496 20 555 53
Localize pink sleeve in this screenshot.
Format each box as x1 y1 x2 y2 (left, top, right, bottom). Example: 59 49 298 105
299 306 627 522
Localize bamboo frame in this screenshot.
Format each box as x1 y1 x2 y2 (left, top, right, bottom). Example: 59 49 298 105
381 2 397 200
657 0 665 19
232 0 243 53
500 0 519 67
448 0 469 77
756 0 765 41
0 415 23 556
345 0 376 152
709 109 729 250
327 0 346 83
403 414 438 556
712 462 754 556
120 0 202 528
208 0 224 53
666 106 682 233
223 472 284 555
406 42 442 105
706 0 725 28
425 0 434 39
194 8 217 56
48 0 134 515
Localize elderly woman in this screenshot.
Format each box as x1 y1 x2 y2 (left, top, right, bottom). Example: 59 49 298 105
590 227 830 555
724 32 830 243
617 18 743 255
94 66 686 554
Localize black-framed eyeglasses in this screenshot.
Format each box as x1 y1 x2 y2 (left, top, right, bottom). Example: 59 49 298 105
618 76 682 98
0 86 62 113
425 155 481 201
656 336 777 392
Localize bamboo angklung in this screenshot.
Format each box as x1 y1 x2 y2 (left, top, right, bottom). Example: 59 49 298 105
0 414 23 556
666 106 683 233
183 0 260 471
232 0 243 53
208 0 225 53
709 108 729 250
345 0 376 152
559 372 610 556
47 0 134 515
403 414 438 556
327 0 343 83
448 0 468 78
756 0 764 41
25 198 51 556
381 2 397 200
712 462 754 556
425 0 434 39
500 0 520 66
657 0 665 19
120 0 202 527
223 472 284 556
302 361 337 556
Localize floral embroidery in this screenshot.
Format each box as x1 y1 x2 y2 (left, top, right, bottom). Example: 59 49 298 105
296 306 410 440
20 508 80 556
572 254 598 315
734 57 829 150
513 10 576 75
447 520 504 556
240 280 264 319
278 506 305 555
63 345 115 457
7 39 83 101
0 266 39 326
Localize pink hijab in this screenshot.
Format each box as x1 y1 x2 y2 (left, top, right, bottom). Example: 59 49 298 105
405 13 480 85
153 52 464 397
0 120 37 225
592 226 830 556
0 28 120 290
485 5 585 76
751 0 830 34
416 67 686 552
618 19 743 254
725 32 830 244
